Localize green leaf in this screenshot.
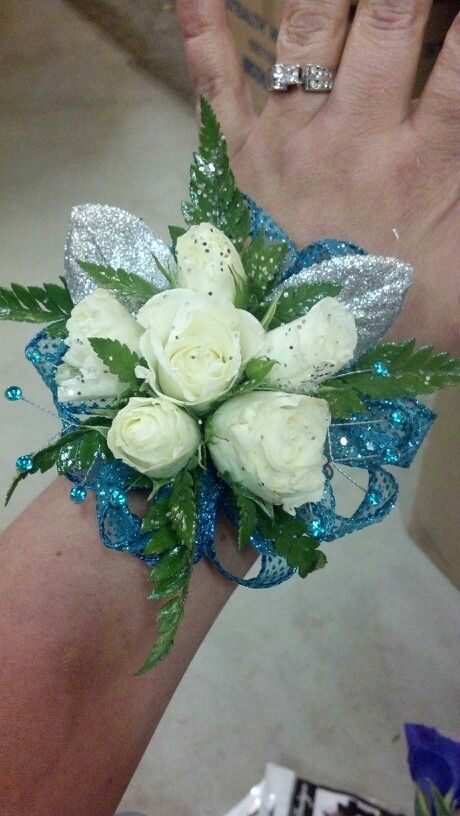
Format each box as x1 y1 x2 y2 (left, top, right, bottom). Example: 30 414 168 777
5 472 27 507
32 427 94 475
357 341 460 394
56 429 110 475
136 584 190 674
147 569 190 600
233 267 250 310
78 261 159 303
242 233 289 311
88 337 143 389
46 319 68 338
244 357 276 383
232 486 258 550
143 526 177 555
430 786 455 816
315 382 367 419
0 279 72 325
169 225 186 249
181 98 251 252
7 427 96 500
268 281 342 328
141 495 170 533
260 292 281 330
80 415 113 429
126 473 154 492
148 546 190 583
315 340 460 418
415 792 431 816
259 509 327 579
168 470 197 550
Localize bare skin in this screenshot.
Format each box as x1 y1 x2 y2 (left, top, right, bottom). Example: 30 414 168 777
1 1 459 814
0 480 256 815
177 0 460 353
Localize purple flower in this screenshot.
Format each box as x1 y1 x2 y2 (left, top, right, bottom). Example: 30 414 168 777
405 724 460 809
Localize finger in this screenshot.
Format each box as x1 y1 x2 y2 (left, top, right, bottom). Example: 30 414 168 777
412 11 460 157
176 0 256 155
332 0 432 126
265 0 351 120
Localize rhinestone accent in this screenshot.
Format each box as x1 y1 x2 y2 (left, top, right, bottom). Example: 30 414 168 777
303 64 336 93
5 386 23 401
16 455 33 472
70 486 87 503
269 63 302 91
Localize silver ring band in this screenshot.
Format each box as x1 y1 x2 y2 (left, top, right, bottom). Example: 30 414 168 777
268 63 336 93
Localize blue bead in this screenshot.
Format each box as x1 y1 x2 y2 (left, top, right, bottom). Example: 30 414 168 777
390 409 404 426
25 348 42 363
368 490 380 507
323 463 334 480
373 362 390 377
384 449 398 464
109 488 127 506
16 455 33 472
70 486 87 503
308 519 325 538
5 386 23 401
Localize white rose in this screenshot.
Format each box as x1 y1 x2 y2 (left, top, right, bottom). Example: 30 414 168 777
107 396 200 479
261 297 357 389
56 288 143 401
176 223 247 305
208 391 330 514
135 289 265 413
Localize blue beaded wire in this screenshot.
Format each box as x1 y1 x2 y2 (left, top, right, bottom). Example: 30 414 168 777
24 199 435 588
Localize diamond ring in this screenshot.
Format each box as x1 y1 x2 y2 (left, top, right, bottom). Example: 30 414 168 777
269 63 302 91
268 63 336 93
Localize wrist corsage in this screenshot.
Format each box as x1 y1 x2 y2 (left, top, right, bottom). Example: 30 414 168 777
2 100 459 672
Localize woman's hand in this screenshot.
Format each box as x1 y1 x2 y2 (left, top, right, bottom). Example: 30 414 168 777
177 0 460 352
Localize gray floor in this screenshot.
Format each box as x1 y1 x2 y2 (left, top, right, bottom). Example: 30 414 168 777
1 3 459 815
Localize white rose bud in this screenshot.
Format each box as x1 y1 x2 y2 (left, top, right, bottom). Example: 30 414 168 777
176 223 247 305
107 396 200 479
261 297 357 389
208 391 330 514
135 288 265 413
56 289 143 401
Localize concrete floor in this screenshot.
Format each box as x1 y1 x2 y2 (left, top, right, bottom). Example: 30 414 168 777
0 2 459 815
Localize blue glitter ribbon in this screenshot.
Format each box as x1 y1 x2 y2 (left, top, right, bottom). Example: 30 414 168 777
24 200 435 588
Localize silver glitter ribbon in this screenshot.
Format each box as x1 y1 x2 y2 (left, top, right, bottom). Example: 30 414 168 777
64 204 175 308
65 204 413 359
271 255 413 359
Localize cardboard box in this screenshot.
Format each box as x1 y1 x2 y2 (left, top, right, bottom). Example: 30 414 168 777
67 1 458 110
409 388 460 590
227 0 459 111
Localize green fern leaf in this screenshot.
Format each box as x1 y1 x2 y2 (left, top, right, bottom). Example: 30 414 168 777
0 279 72 324
181 98 251 251
242 233 289 311
267 281 342 328
168 470 197 550
78 261 159 303
88 337 143 389
317 341 460 418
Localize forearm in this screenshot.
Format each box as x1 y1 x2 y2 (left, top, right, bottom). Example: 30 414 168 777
0 477 255 816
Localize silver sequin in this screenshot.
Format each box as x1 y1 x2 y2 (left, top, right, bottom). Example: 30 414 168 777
64 204 175 308
269 255 413 359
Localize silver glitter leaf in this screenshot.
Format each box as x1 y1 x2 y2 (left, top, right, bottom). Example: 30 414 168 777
64 204 174 308
271 255 413 359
